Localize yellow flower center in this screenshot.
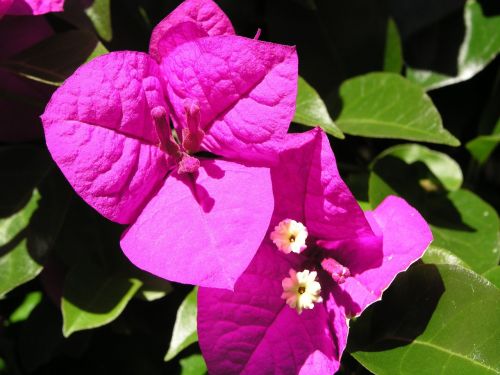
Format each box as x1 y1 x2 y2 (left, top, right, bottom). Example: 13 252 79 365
270 219 308 254
281 269 322 314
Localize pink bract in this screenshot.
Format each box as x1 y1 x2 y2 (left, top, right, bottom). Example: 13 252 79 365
41 0 298 289
0 0 64 16
198 129 433 374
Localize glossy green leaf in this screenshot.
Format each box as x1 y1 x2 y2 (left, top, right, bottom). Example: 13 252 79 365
165 288 198 361
294 77 344 138
430 190 500 274
383 18 403 73
336 73 459 146
180 354 207 375
85 0 113 42
0 191 42 297
482 266 500 289
369 150 499 273
1 30 109 86
407 0 500 91
466 133 500 164
62 260 143 337
372 144 463 191
350 264 500 374
9 291 42 323
422 245 470 269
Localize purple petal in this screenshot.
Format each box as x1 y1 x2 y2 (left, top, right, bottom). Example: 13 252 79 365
7 0 64 15
270 129 373 240
42 52 169 224
120 158 274 289
198 244 343 374
336 196 432 317
149 0 234 62
162 35 298 165
0 0 13 17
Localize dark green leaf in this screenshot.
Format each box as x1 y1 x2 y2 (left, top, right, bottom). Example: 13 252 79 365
482 266 500 289
0 191 42 297
430 190 500 274
85 0 113 42
466 133 500 164
62 260 143 337
135 272 173 302
0 145 51 217
371 144 463 191
350 264 500 374
383 18 403 73
1 30 109 86
164 288 198 361
336 73 459 145
369 149 499 273
407 0 500 91
294 77 344 138
180 354 207 375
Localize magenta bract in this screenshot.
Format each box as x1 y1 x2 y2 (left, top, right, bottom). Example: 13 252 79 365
198 129 433 374
41 0 298 289
0 0 64 16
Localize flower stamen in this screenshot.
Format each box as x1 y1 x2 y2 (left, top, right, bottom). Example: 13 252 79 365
281 269 322 314
270 219 308 254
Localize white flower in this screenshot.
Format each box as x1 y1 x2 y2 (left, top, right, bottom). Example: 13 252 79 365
270 219 308 254
281 269 322 314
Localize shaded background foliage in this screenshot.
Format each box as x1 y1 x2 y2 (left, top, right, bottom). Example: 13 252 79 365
1 0 500 374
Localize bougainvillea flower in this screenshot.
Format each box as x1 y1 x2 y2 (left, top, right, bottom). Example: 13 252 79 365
0 16 54 142
198 128 433 374
0 0 63 17
41 0 297 289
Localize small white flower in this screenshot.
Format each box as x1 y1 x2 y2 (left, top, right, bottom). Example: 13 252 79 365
270 219 308 254
281 269 322 314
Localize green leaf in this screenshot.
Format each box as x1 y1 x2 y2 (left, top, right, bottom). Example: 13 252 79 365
180 354 207 375
61 260 143 337
293 77 344 138
1 30 109 86
372 144 463 191
407 0 500 91
350 264 500 374
430 190 500 274
369 149 499 273
466 133 500 164
0 191 43 297
422 245 470 269
482 266 500 289
383 18 403 73
0 145 51 217
165 288 198 361
85 0 113 42
9 291 42 323
136 273 173 302
336 73 459 146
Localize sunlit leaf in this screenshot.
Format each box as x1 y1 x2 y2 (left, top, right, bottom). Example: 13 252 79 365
406 0 500 91
336 73 459 145
350 264 500 374
294 77 344 138
62 260 143 337
164 288 198 361
0 191 42 297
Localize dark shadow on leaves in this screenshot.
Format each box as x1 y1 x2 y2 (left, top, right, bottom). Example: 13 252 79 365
348 263 444 352
372 156 474 231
